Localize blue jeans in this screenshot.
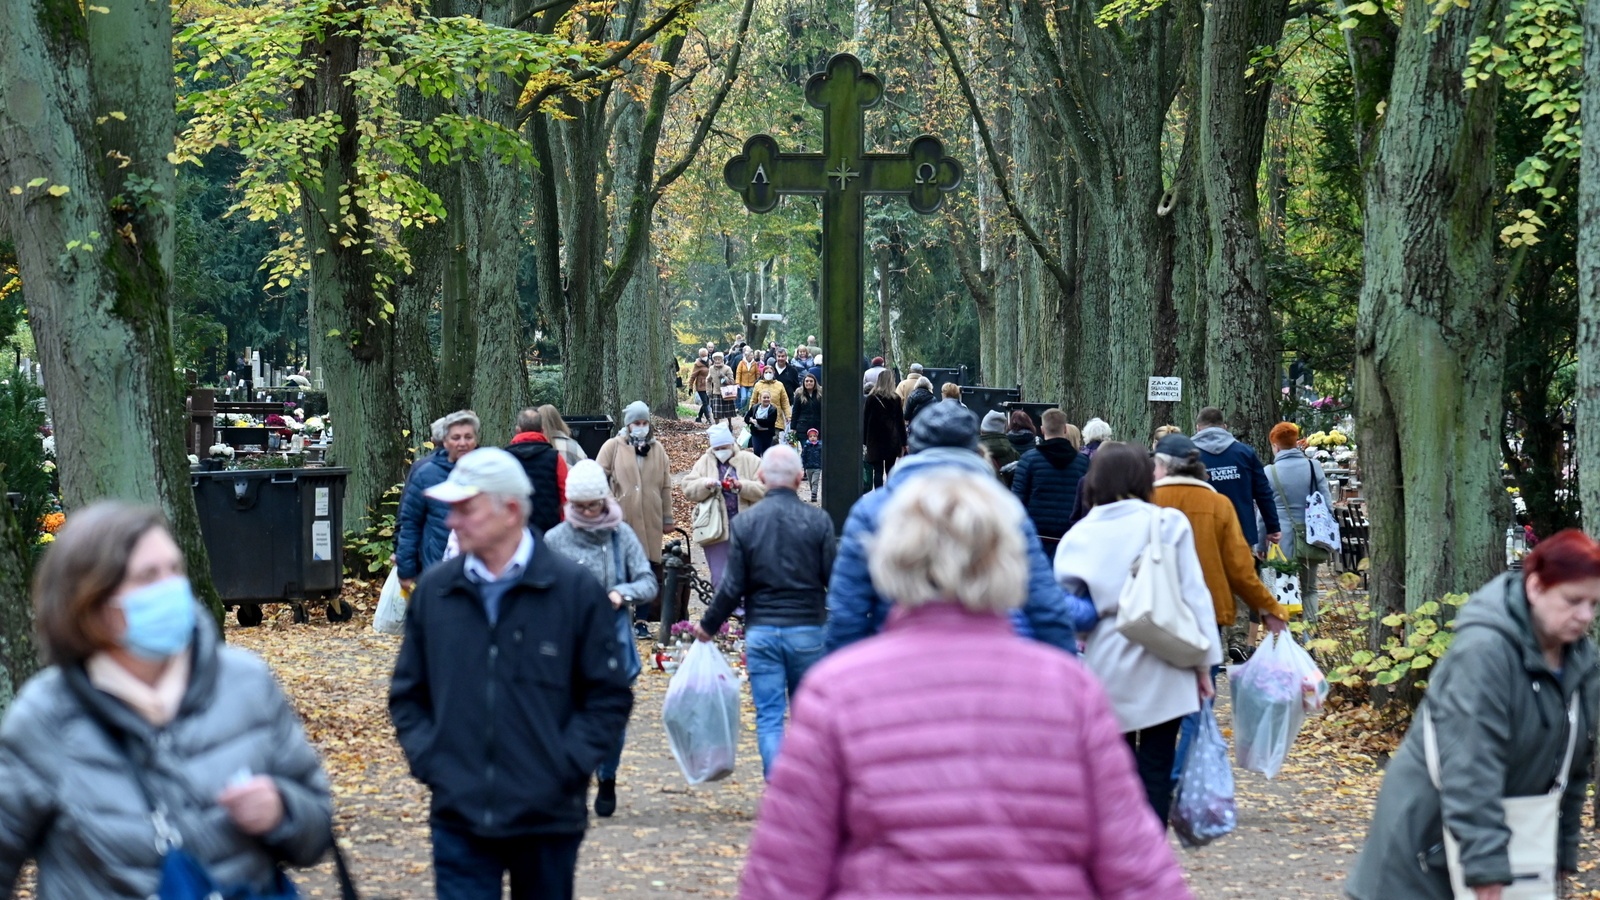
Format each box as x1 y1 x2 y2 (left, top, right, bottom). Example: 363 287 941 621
1172 664 1222 781
745 624 825 779
737 386 752 411
432 823 583 900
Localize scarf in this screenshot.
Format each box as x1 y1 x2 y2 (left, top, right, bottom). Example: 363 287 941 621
566 497 625 531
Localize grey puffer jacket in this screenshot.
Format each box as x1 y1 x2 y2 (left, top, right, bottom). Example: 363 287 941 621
1346 574 1598 899
543 521 658 606
0 611 333 899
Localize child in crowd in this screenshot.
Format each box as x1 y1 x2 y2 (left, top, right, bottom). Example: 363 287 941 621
801 428 823 502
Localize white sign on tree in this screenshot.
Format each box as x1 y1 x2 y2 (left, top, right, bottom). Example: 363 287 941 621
1148 377 1182 402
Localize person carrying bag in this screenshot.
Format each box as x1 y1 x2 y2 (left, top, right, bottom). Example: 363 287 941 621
1422 694 1580 900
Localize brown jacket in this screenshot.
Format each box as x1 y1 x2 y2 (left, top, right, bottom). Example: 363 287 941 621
689 360 711 392
1153 476 1288 624
596 433 673 563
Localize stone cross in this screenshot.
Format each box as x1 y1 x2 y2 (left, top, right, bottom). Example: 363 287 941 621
724 53 962 528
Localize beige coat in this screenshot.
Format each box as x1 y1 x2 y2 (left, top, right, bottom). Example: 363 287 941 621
681 450 767 545
596 433 674 563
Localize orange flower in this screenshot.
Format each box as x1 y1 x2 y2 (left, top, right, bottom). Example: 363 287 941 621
41 512 65 534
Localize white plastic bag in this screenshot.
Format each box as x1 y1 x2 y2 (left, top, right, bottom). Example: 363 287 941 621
372 569 408 636
1228 633 1326 777
1304 491 1341 553
1171 699 1236 848
662 641 741 784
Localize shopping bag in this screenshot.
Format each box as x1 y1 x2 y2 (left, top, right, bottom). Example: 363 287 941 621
1116 512 1210 668
1171 699 1237 848
662 641 741 784
1228 632 1325 777
372 569 408 636
1305 491 1341 554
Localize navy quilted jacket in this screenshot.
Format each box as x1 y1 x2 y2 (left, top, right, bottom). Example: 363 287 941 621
1012 438 1090 541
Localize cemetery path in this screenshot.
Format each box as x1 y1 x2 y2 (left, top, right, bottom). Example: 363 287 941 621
234 416 1600 899
235 600 1600 899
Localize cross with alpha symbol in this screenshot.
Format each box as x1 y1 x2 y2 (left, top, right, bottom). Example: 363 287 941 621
723 52 963 530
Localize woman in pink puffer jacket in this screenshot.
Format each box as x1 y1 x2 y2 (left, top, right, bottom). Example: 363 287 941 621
739 472 1191 900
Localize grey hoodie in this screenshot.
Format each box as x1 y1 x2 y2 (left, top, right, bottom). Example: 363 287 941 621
1190 426 1236 455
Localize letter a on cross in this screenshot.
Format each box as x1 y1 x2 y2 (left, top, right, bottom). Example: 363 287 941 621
724 53 962 529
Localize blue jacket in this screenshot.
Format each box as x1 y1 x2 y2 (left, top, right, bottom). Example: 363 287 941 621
1011 438 1090 541
395 449 455 580
1191 427 1281 546
824 449 1096 655
800 439 823 470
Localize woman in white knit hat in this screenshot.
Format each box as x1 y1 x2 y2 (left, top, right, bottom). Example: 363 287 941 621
682 423 766 587
543 459 657 819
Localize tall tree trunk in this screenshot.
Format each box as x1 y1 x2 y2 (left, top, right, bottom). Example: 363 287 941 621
1016 0 1182 441
610 91 673 416
437 171 477 415
293 10 406 530
1355 0 1506 617
0 0 221 622
394 86 447 445
1199 0 1287 448
1579 0 1600 538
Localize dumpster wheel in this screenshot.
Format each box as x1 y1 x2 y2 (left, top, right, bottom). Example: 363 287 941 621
291 603 309 625
325 598 355 623
235 605 264 628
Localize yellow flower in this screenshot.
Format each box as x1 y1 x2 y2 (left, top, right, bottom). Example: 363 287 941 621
36 533 53 545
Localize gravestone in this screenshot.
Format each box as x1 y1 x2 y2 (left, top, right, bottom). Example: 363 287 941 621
724 53 962 528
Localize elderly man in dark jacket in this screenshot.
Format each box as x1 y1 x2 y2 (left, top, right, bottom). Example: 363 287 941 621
696 445 835 779
1011 408 1090 556
390 448 632 898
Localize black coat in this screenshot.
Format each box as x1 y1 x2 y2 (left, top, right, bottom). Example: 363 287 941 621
863 394 905 463
700 489 835 634
505 434 564 534
903 387 936 425
790 389 823 436
1011 438 1090 540
389 539 633 838
772 362 803 403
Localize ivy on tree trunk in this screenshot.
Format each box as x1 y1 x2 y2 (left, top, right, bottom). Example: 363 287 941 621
1354 0 1507 620
0 0 223 630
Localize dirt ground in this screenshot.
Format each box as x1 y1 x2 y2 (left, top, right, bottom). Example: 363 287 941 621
229 594 1600 900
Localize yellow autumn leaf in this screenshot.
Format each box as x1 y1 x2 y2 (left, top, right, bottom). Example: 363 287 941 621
46 185 70 197
25 178 46 189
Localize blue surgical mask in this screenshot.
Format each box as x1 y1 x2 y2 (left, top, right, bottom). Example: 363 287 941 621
116 576 197 660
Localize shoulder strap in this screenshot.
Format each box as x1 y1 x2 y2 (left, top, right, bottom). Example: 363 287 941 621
1147 510 1164 563
1555 692 1582 794
1268 462 1291 509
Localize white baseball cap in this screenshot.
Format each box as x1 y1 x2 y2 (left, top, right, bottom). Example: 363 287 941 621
423 448 532 503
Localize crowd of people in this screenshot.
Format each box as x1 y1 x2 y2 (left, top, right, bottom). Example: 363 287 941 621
1 357 1596 900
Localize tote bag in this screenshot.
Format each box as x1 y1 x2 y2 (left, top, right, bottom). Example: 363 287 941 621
1116 511 1210 668
1422 694 1581 900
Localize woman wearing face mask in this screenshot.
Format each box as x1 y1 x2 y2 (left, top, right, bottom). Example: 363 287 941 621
596 401 674 621
0 502 334 898
683 424 768 586
542 460 658 818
